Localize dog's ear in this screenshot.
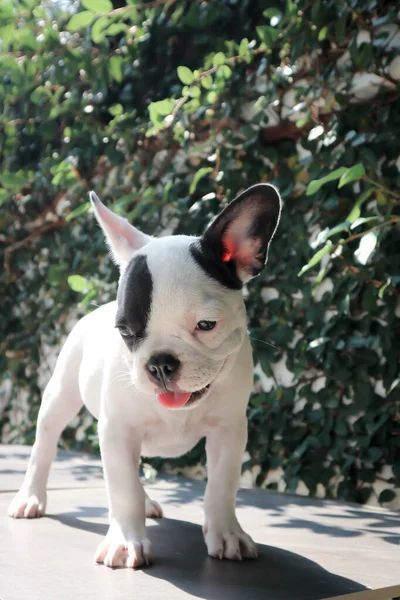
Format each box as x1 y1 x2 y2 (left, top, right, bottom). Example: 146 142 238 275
201 184 281 283
89 191 153 267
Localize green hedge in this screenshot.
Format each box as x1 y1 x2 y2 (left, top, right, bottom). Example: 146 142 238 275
1 0 399 506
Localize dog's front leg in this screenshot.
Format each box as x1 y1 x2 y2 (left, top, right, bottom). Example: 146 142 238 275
94 421 152 569
204 419 257 561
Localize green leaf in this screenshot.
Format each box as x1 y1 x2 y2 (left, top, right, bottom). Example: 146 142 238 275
66 202 91 222
0 24 14 52
91 16 110 43
109 55 123 82
239 38 249 56
30 86 50 105
263 8 282 19
108 103 123 116
177 66 194 85
190 167 213 194
346 188 374 223
296 113 311 128
207 91 217 104
311 0 321 22
0 189 9 206
387 377 400 396
326 221 350 239
1 170 28 190
318 26 328 41
335 420 348 436
312 221 350 248
68 275 89 292
286 0 296 16
373 13 397 28
335 13 346 44
250 394 264 408
354 231 378 265
82 0 112 11
67 11 95 32
148 105 163 128
350 216 379 230
80 288 98 307
212 52 225 66
48 264 67 286
308 336 330 349
306 167 347 196
106 23 128 36
152 99 174 116
298 242 332 276
378 277 392 299
189 85 201 98
201 74 213 89
256 25 279 45
354 380 373 408
218 65 232 79
14 28 37 50
338 164 366 188
379 489 396 504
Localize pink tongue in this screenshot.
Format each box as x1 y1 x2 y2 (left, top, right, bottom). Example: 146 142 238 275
158 391 192 408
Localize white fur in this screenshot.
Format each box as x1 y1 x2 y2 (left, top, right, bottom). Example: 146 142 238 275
8 193 268 568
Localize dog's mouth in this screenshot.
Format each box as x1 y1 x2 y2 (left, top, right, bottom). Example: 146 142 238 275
157 384 210 409
184 384 211 406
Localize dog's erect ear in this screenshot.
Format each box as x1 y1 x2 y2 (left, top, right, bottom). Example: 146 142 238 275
202 184 281 283
89 191 153 267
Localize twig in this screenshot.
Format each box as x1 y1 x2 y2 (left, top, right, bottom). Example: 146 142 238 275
338 216 400 246
326 216 400 290
337 255 390 289
362 176 400 201
0 234 14 245
4 219 65 275
167 48 265 128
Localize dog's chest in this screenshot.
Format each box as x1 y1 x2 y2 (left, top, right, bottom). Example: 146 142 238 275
140 412 213 458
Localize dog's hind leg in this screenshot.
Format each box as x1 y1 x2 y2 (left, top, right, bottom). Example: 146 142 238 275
8 329 84 519
145 493 163 519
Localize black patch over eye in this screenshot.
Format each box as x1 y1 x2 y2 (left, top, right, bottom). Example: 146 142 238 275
196 320 217 331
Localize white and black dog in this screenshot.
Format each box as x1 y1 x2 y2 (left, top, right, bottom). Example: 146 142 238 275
8 184 281 568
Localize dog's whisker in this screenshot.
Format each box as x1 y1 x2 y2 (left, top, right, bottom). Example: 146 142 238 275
113 377 134 386
112 374 132 382
249 336 277 349
114 369 131 377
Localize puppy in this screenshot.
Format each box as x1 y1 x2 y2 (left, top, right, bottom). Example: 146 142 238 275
8 184 281 568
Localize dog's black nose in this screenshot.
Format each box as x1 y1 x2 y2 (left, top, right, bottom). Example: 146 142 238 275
146 353 181 385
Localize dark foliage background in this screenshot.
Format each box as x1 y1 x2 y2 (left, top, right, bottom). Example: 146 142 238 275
1 0 399 507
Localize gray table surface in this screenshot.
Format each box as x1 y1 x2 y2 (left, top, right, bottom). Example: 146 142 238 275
0 444 399 600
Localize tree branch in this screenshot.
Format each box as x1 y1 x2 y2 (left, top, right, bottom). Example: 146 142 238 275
4 219 65 275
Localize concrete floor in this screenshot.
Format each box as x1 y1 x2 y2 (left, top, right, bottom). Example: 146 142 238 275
1 445 399 600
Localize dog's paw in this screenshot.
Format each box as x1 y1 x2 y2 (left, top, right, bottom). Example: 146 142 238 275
95 537 153 569
8 492 46 519
95 519 153 569
204 525 258 561
145 497 163 519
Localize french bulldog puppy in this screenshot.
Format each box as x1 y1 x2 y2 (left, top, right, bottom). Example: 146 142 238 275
8 184 281 569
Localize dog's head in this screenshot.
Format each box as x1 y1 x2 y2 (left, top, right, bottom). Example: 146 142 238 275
90 184 281 409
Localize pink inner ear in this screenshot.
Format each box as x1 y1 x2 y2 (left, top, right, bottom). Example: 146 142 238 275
95 198 141 248
109 215 136 247
221 239 236 262
222 228 263 271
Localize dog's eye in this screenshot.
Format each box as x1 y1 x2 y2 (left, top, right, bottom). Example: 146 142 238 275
196 320 217 331
116 325 133 337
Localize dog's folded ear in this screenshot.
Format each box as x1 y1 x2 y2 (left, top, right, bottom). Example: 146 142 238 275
198 184 282 286
89 192 153 267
